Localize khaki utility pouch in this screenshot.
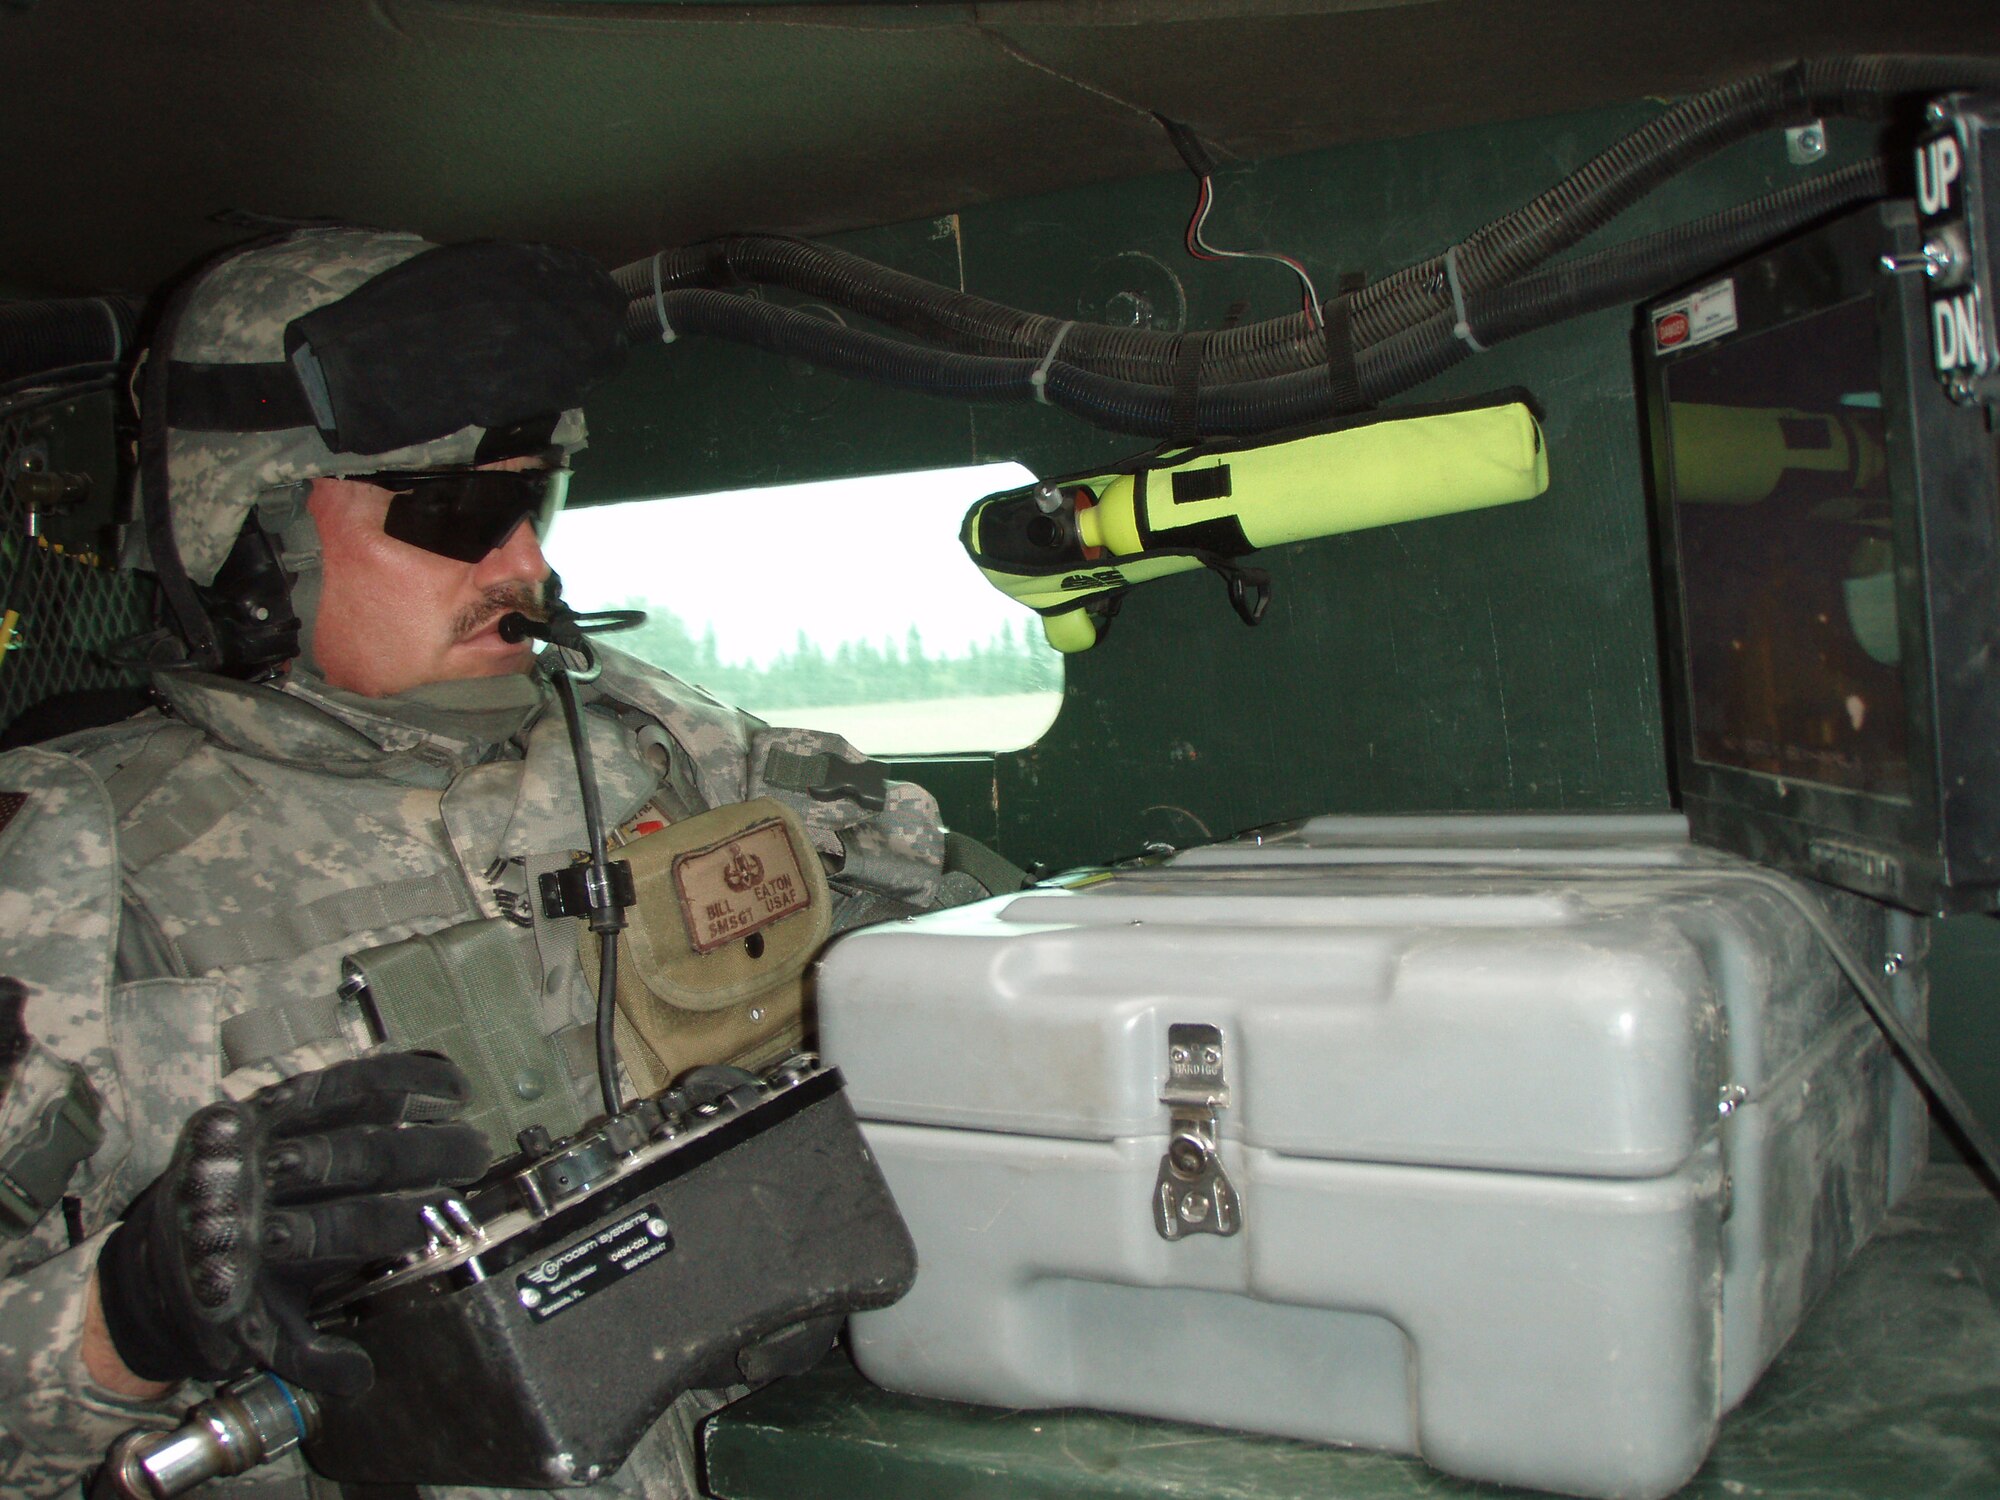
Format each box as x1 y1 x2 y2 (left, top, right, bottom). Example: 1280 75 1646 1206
582 797 831 1096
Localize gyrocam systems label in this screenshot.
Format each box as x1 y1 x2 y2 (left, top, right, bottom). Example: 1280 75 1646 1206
514 1204 676 1323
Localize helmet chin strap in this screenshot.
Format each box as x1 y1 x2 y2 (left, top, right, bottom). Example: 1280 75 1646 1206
139 231 299 672
244 486 320 677
285 562 325 678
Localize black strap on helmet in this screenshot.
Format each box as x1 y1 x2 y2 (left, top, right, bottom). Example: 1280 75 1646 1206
139 234 297 674
166 241 629 456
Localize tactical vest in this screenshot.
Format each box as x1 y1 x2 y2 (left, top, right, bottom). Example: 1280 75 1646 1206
90 649 948 1137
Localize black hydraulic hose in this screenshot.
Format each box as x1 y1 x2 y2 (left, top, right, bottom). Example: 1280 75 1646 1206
0 296 140 386
614 54 2000 392
626 156 1893 438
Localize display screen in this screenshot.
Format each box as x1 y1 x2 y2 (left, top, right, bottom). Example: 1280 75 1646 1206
1663 295 1910 797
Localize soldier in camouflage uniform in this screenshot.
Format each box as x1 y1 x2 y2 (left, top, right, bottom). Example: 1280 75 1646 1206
0 228 993 1498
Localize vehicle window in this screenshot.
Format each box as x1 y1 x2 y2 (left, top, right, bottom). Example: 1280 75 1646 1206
544 463 1063 755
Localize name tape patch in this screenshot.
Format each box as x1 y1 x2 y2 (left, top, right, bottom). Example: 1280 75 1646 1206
672 817 812 954
514 1204 675 1323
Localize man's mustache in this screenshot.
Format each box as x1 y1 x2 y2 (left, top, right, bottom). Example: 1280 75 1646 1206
454 582 547 642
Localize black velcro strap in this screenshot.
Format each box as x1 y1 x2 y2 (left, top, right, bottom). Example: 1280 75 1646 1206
1130 470 1252 556
1322 270 1367 416
167 360 316 433
1171 465 1232 504
1168 332 1208 448
1322 295 1362 415
1772 60 1816 128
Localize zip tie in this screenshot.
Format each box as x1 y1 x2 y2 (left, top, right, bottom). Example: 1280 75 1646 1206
1444 245 1485 353
1030 320 1076 404
650 251 677 345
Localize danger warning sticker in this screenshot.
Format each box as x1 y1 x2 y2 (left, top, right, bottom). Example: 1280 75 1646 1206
672 818 812 954
1653 279 1739 354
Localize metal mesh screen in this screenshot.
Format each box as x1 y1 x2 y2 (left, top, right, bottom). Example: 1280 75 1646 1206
0 404 153 737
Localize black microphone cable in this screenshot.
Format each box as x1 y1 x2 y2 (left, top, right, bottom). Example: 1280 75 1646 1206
500 594 647 1121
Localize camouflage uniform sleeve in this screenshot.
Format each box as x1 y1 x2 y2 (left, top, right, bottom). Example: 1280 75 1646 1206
0 749 189 1494
0 1230 188 1497
747 726 947 909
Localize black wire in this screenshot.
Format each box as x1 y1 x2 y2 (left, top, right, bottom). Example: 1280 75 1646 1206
551 658 625 1121
0 376 120 420
0 361 120 402
596 934 622 1121
553 659 611 872
1479 864 2000 1203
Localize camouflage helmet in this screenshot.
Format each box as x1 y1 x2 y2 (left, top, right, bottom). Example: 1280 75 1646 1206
155 227 589 588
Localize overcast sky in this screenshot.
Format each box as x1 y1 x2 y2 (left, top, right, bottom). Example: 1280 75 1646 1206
544 461 1037 666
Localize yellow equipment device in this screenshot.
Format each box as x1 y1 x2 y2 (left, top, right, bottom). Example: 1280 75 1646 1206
962 394 1551 651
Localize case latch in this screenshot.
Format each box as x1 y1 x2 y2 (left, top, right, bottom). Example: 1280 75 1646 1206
1153 1022 1242 1240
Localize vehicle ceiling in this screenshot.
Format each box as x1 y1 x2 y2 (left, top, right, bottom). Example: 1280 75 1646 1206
2 0 1992 297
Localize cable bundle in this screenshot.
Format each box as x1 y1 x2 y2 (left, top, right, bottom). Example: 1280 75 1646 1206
612 55 2000 439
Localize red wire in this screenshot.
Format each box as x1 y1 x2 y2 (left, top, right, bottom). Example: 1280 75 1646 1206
1186 177 1222 262
1182 174 1320 328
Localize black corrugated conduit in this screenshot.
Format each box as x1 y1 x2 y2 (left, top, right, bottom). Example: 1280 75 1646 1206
1351 54 1991 353
613 54 1998 398
0 57 1975 444
626 154 1891 437
0 296 140 388
1357 154 1894 401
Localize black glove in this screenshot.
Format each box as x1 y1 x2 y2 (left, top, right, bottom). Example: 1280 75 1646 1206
96 1051 489 1395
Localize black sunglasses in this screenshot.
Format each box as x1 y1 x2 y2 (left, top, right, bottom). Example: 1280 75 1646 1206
365 459 571 563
